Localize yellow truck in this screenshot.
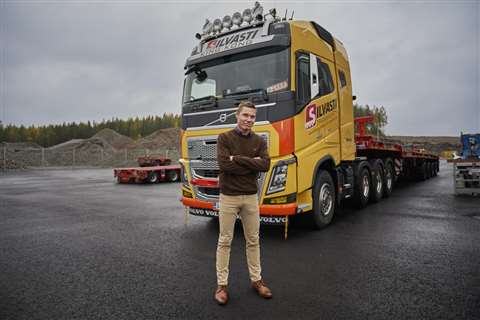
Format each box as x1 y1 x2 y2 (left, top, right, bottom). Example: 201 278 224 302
179 3 439 229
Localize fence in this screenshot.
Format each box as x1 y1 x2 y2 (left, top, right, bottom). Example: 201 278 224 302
0 145 180 170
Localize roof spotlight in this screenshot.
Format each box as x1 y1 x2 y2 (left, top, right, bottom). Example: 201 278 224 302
212 18 222 34
202 19 213 36
232 12 242 29
252 1 263 22
242 8 253 26
222 15 232 32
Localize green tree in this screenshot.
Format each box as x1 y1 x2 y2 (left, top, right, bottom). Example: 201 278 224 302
354 104 389 137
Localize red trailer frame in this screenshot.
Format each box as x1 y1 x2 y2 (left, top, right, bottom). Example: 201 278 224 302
114 165 181 184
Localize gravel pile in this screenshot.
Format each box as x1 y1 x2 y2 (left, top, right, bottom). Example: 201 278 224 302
1 128 180 169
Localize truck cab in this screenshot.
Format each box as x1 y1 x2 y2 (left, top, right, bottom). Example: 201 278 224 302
179 3 355 226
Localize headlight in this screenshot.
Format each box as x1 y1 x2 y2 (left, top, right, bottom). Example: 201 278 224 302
267 164 288 194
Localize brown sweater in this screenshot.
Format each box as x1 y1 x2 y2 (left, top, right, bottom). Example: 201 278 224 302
217 128 270 195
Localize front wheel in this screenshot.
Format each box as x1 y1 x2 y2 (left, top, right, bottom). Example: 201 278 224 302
312 170 336 229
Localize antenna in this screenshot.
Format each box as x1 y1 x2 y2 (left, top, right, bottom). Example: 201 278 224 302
283 9 288 21
290 10 294 20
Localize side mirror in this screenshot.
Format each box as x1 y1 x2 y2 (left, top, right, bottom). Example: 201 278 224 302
195 70 207 82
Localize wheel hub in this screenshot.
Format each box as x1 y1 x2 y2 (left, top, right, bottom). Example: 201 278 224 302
363 174 369 197
319 183 333 216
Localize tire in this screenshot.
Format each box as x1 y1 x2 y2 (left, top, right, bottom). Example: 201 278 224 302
353 165 371 208
417 162 427 181
167 170 179 182
383 159 394 198
312 170 336 229
147 172 159 183
369 160 384 203
431 162 436 177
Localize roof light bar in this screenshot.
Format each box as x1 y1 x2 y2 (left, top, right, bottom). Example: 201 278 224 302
197 2 277 40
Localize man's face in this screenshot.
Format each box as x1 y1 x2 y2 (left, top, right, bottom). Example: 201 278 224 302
236 107 256 132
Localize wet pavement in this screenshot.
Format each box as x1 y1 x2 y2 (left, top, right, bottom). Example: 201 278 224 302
0 161 479 320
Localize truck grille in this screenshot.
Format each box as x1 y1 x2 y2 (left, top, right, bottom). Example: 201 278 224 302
186 133 269 201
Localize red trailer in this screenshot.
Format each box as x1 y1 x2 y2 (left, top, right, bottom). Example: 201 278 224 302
114 157 181 184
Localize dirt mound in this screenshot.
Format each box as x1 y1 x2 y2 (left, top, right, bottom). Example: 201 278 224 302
129 127 180 150
92 128 134 149
48 139 84 150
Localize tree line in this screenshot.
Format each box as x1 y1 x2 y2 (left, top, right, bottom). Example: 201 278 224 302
0 113 180 147
0 104 388 147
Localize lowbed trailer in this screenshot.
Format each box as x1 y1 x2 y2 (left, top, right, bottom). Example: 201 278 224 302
114 165 181 184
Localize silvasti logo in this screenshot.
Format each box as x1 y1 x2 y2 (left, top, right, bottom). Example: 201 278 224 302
305 99 337 129
201 29 260 56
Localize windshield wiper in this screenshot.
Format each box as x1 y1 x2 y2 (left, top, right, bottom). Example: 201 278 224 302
223 88 268 101
188 95 218 112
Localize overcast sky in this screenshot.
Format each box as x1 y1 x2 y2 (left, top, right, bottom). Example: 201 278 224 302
1 0 479 135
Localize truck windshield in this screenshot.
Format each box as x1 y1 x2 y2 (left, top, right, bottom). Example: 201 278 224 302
183 48 289 103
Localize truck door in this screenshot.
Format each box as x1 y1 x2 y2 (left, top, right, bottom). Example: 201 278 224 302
294 52 340 193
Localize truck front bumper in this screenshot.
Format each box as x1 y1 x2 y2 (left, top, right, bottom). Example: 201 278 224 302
181 197 297 222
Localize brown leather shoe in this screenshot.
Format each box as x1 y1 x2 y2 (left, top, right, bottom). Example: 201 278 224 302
251 280 272 299
214 285 228 305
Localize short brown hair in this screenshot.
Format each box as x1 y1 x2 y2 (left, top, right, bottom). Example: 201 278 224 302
237 101 256 113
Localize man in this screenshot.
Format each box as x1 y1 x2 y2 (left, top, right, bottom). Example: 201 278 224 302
214 100 272 305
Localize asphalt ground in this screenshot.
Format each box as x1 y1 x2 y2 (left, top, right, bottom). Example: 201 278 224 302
0 161 479 320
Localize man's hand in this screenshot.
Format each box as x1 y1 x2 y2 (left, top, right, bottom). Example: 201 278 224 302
229 155 234 161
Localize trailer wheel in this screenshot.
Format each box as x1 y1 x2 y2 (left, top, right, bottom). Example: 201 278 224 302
431 162 437 177
167 170 179 182
147 172 159 183
417 162 427 181
369 160 383 203
383 159 394 198
312 170 336 229
353 165 371 208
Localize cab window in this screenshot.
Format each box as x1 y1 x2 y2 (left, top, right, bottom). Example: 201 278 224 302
296 53 310 108
317 58 334 96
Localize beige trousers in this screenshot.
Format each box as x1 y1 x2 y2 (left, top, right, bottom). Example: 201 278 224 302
216 193 262 286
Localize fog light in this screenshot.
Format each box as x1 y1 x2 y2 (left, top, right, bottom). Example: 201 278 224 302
242 8 252 26
232 12 242 28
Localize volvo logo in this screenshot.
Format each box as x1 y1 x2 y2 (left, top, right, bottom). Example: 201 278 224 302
219 113 227 123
